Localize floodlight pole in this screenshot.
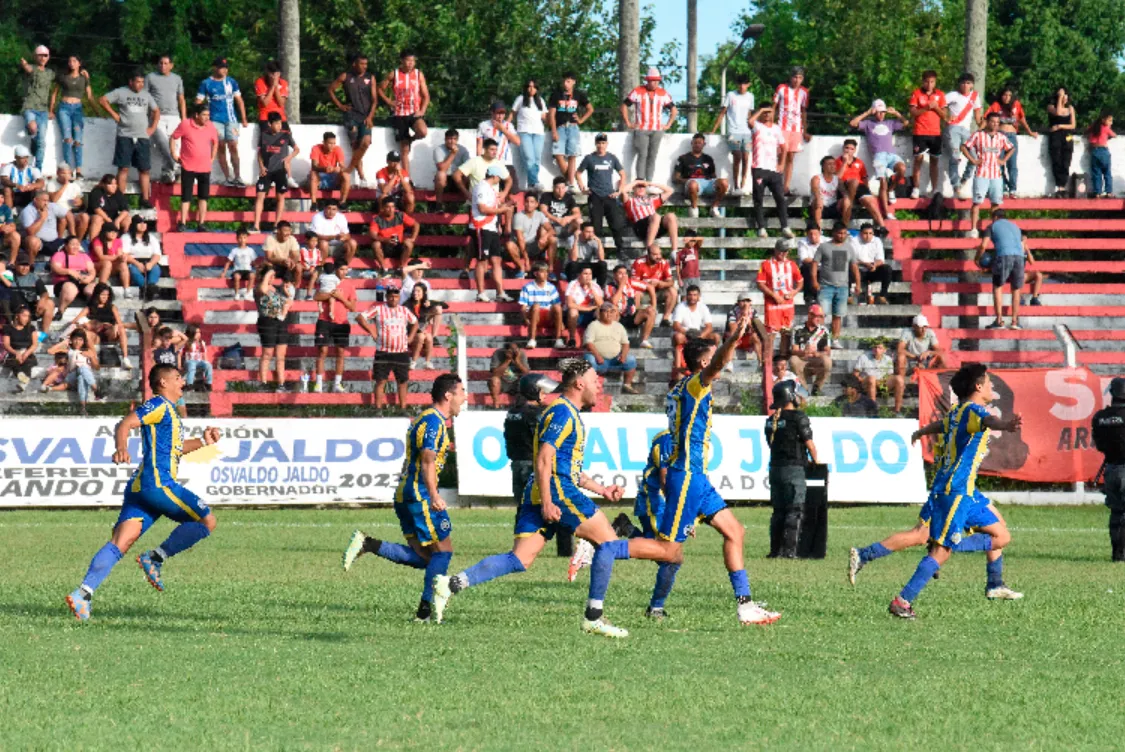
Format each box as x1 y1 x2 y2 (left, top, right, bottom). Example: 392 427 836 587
718 25 765 136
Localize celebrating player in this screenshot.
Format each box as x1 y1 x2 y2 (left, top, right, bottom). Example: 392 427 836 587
342 373 466 622
65 365 221 621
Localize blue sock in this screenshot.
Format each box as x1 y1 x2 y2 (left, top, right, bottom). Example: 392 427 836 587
376 541 427 569
728 569 751 599
953 533 993 553
649 562 681 609
859 542 893 563
422 551 452 602
900 555 941 603
986 555 1004 589
157 522 210 559
587 539 630 608
80 542 123 594
458 551 525 589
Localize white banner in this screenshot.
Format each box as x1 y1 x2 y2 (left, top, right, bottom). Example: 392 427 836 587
454 412 927 504
0 417 411 507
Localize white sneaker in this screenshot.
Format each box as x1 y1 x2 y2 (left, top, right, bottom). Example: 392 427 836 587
710 206 721 218
888 192 897 204
475 293 490 303
409 358 419 370
331 382 347 393
885 212 897 220
958 184 972 200
567 539 596 582
553 338 567 349
424 359 435 370
757 228 769 238
581 617 629 638
968 229 980 239
738 600 781 625
526 339 538 349
432 574 453 623
724 359 734 373
910 187 921 199
497 293 514 303
342 529 367 572
122 357 134 370
781 227 795 239
688 207 699 218
640 339 653 349
986 585 1023 600
287 177 300 189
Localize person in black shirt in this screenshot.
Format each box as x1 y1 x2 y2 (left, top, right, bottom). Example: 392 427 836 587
1092 377 1125 561
764 379 818 558
252 112 299 232
836 374 878 417
85 174 131 241
2 304 39 388
577 133 629 261
539 176 581 250
9 255 56 333
673 133 729 218
547 73 593 189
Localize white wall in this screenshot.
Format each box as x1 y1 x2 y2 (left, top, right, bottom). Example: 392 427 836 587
0 113 1111 197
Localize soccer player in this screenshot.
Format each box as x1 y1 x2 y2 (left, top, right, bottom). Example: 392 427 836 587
888 363 1024 619
342 373 466 622
65 365 221 620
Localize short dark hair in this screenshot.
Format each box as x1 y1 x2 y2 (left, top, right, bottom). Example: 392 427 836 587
131 68 146 81
322 131 336 141
921 69 938 80
692 132 705 140
559 357 591 390
350 53 368 64
444 128 459 139
951 363 989 400
235 224 250 237
400 49 416 60
773 353 788 365
267 111 283 123
860 222 874 232
277 219 293 228
148 363 179 392
525 192 539 204
683 337 715 371
305 231 319 242
958 72 975 85
686 284 701 296
613 264 628 275
553 175 568 186
322 200 338 208
380 196 397 208
155 326 174 339
191 102 208 117
322 261 336 275
843 138 857 148
832 221 848 232
985 111 1000 120
562 71 577 81
158 54 173 63
431 373 462 403
482 138 498 150
736 73 750 85
820 155 834 168
580 221 594 231
264 60 281 74
991 208 1006 219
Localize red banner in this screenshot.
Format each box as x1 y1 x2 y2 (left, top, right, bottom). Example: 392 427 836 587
917 367 1115 483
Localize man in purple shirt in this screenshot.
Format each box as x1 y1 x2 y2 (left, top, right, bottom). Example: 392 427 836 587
849 99 909 219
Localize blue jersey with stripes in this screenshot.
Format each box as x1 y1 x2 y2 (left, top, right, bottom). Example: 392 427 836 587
396 407 450 501
666 372 713 473
635 430 673 512
197 76 240 123
129 396 185 492
529 397 585 500
936 401 992 496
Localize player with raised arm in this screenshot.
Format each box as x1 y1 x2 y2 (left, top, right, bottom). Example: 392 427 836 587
65 365 221 620
342 374 466 622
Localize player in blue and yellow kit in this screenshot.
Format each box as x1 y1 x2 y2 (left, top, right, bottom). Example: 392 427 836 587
889 363 1023 619
65 365 222 621
632 429 686 619
342 374 466 622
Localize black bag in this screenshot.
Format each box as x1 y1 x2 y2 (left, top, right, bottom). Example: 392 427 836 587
218 343 244 370
924 192 948 233
797 463 829 559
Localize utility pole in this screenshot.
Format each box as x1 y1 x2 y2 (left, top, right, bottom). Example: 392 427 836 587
279 0 301 123
618 0 640 116
964 0 987 94
686 0 698 132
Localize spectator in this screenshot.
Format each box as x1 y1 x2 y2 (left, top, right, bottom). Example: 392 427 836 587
46 329 102 410
122 215 162 300
254 266 294 392
310 201 357 264
566 222 608 288
631 242 678 328
712 73 755 195
548 72 593 190
1087 111 1116 198
507 193 553 276
519 261 566 349
834 139 887 232
195 57 248 186
89 224 128 288
539 175 581 250
3 305 39 390
757 238 803 340
0 195 19 262
908 70 948 197
328 54 378 187
370 196 419 277
898 313 947 373
145 54 188 184
772 66 810 194
433 129 470 204
477 101 521 168
607 263 656 349
850 99 909 219
670 283 715 377
151 326 182 368
51 54 100 178
182 324 212 391
2 145 45 210
836 374 878 417
99 70 160 209
577 133 629 261
674 133 729 217
974 207 1035 329
623 180 679 258
748 107 792 238
488 342 531 407
674 234 702 291
85 174 131 241
19 46 55 169
621 67 676 182
298 232 321 299
512 80 548 191
1046 87 1077 197
962 112 1014 236
853 340 903 415
944 72 984 199
263 221 299 281
725 292 763 367
986 87 1037 197
400 259 433 301
565 266 603 346
19 190 68 258
584 302 639 393
312 262 355 393
250 112 299 232
853 222 890 305
469 165 515 303
47 165 88 241
222 226 257 299
75 283 131 368
378 50 430 177
788 304 832 396
170 104 219 232
9 255 56 336
375 151 415 213
404 282 440 370
809 155 842 227
254 61 290 131
40 351 69 393
772 352 801 386
810 221 855 348
454 139 512 201
307 131 351 209
357 284 418 410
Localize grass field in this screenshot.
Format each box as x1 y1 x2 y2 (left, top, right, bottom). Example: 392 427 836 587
3 504 1124 750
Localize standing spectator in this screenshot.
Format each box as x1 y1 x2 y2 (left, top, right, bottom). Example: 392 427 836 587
1087 112 1117 198
370 196 419 276
631 243 678 328
565 266 604 346
357 285 418 409
47 329 102 410
49 235 97 312
961 112 1014 236
512 80 548 191
89 224 127 287
607 263 656 349
47 165 89 240
836 375 878 417
757 238 802 343
908 70 948 198
254 267 294 392
2 305 40 391
539 176 581 250
375 151 415 213
145 54 187 184
507 193 553 276
2 145 45 210
850 99 909 219
98 71 160 209
810 222 855 348
853 340 903 415
328 54 378 187
809 155 842 227
670 284 715 377
944 73 984 199
712 73 755 195
453 139 512 200
85 174 131 241
566 222 608 287
433 129 470 204
788 304 832 396
518 261 566 349
378 50 430 177
623 180 679 259
897 314 947 373
310 201 358 264
477 101 521 168
121 215 162 300
297 232 322 300
674 133 729 217
312 262 356 393
749 107 792 239
222 226 258 299
986 87 1038 197
974 207 1034 329
584 302 639 393
51 55 100 178
18 190 68 258
1046 87 1077 197
0 195 20 263
834 139 887 232
250 112 299 232
10 254 57 336
488 342 531 408
853 223 890 304
621 67 676 182
263 221 299 281
469 165 515 303
19 46 55 169
308 132 351 208
772 66 810 195
548 72 593 190
724 292 763 367
674 235 702 291
576 133 628 262
170 104 219 232
74 284 131 367
254 61 289 130
183 325 212 391
195 57 248 186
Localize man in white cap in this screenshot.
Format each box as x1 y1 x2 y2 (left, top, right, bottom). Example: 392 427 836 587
2 145 45 210
849 99 909 219
897 314 947 374
19 46 56 169
470 164 516 303
620 67 677 182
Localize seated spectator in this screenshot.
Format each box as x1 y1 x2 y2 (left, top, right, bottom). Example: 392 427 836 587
0 195 19 262
171 103 219 232
151 325 182 367
850 99 908 219
772 353 801 387
255 267 294 392
433 128 470 204
788 304 832 396
724 292 763 367
539 176 581 250
576 133 628 261
853 339 904 415
973 207 1033 329
2 305 39 391
376 151 415 213
565 266 603 347
670 284 716 377
518 261 566 349
583 302 639 394
310 202 357 264
796 222 820 301
9 254 56 336
454 139 512 203
811 222 855 348
251 112 299 232
308 131 351 208
19 190 68 258
757 238 803 346
748 106 792 239
607 263 656 349
399 258 433 301
674 234 702 290
631 243 678 327
89 225 128 288
513 79 548 191
566 223 608 287
810 155 842 226
507 193 553 277
404 282 440 370
46 329 103 411
836 374 878 417
2 145 45 210
297 232 322 299
183 324 213 391
99 70 160 209
47 165 89 240
674 133 729 217
623 180 679 258
74 283 132 369
85 174 131 240
223 226 258 299
469 165 515 303
961 112 1014 237
50 235 97 312
370 196 419 277
488 342 530 408
853 223 890 305
121 215 162 300
834 138 886 232
898 314 947 373
357 284 418 410
40 351 69 393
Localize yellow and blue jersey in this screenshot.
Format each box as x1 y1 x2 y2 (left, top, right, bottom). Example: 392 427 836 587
635 430 673 537
396 407 450 504
936 401 992 497
666 372 713 473
129 396 184 493
529 397 585 498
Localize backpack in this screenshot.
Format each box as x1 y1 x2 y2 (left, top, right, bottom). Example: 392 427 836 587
218 343 244 370
924 192 948 233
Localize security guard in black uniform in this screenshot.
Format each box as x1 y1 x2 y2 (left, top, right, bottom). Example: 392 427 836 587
1092 377 1125 562
764 380 819 558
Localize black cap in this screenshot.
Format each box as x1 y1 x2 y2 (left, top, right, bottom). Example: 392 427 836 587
595 133 608 143
213 57 229 68
14 254 31 265
386 151 401 162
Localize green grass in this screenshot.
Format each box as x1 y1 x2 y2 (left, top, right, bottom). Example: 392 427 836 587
2 505 1124 750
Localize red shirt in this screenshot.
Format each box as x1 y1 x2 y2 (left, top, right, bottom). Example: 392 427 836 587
377 166 410 195
170 119 219 174
311 144 345 170
985 100 1025 128
772 84 809 133
318 280 355 325
254 77 289 121
360 303 418 353
909 88 947 136
624 195 662 224
370 211 418 243
631 257 671 284
834 156 869 183
1089 124 1117 147
674 246 700 280
625 85 674 131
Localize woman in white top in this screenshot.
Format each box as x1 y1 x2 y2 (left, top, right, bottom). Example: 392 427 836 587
512 79 548 191
121 215 163 300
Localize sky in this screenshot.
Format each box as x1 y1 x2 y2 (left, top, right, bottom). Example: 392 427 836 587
645 0 747 101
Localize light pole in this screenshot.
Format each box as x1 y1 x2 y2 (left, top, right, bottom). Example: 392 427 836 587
719 24 765 135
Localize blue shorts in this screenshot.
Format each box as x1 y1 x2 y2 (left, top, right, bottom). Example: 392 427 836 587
516 479 598 538
727 134 752 153
392 491 451 546
973 177 1004 206
873 151 905 179
659 468 726 542
929 491 999 547
318 173 340 190
117 481 211 534
552 123 581 157
818 283 849 318
214 120 240 142
689 178 716 196
919 492 935 525
634 489 664 540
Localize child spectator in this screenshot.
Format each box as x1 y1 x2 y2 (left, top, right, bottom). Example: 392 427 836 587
46 329 102 411
151 326 182 368
183 324 212 391
298 232 322 300
674 235 702 290
518 261 566 349
376 151 415 213
41 351 69 393
1087 112 1116 198
251 112 299 232
222 226 258 300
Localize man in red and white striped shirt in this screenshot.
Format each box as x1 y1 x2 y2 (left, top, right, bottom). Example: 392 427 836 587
771 66 811 193
944 72 984 197
357 285 420 410
623 180 679 259
961 111 1014 236
378 50 430 176
620 67 677 181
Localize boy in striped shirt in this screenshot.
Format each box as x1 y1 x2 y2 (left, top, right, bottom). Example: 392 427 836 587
772 66 810 194
961 112 1014 237
518 261 566 349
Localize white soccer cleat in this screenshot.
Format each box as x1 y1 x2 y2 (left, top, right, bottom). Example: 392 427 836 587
342 530 367 572
738 600 781 625
432 574 453 623
848 547 864 586
582 617 629 638
986 585 1023 600
688 207 699 218
567 539 595 582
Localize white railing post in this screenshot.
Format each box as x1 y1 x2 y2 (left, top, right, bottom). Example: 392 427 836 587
452 313 469 409
1054 323 1085 496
